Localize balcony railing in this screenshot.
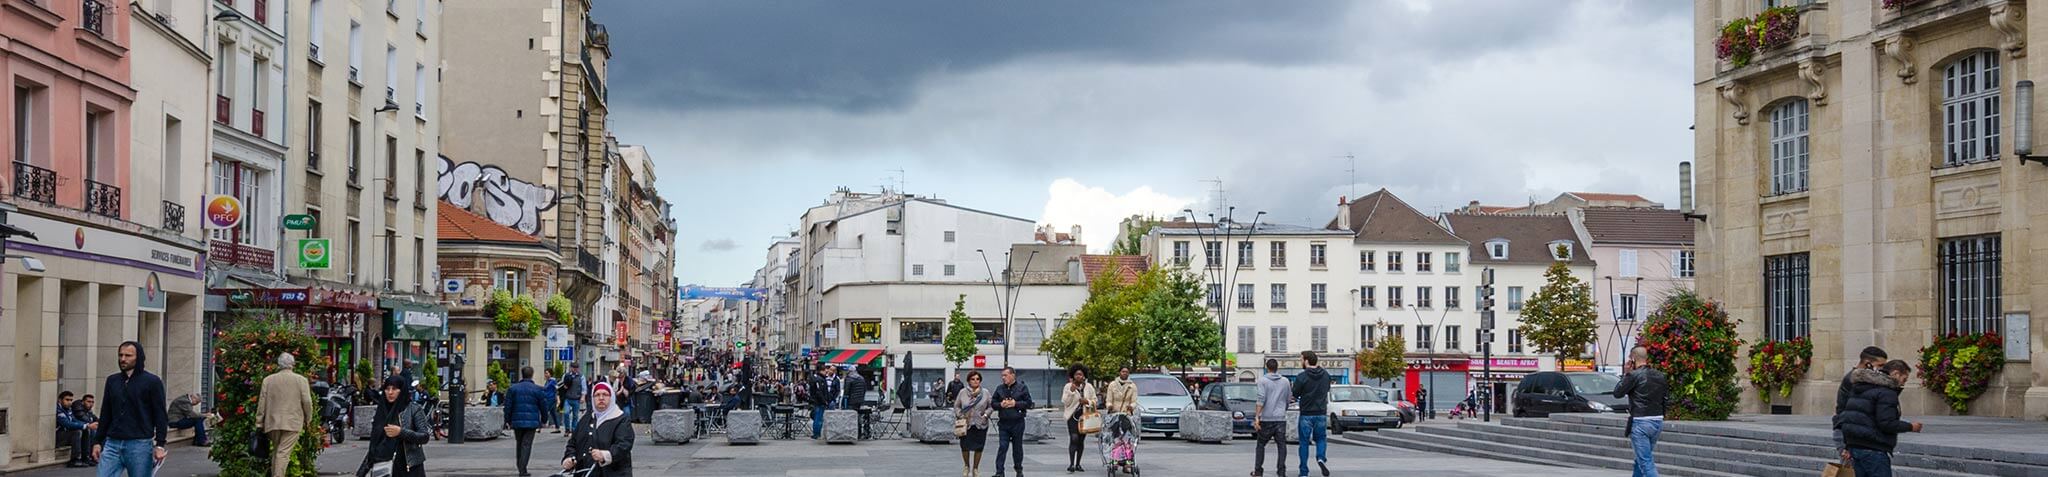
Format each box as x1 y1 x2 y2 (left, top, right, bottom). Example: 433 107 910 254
578 247 602 273
216 95 231 124
12 162 56 205
84 179 120 218
209 239 276 269
81 0 107 36
162 200 185 232
251 109 265 137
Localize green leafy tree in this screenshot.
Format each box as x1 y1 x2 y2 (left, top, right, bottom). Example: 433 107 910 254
489 362 512 393
208 312 329 477
1044 269 1146 375
1110 215 1160 255
1138 267 1223 370
420 354 442 400
1517 252 1598 362
1356 331 1408 382
943 295 980 368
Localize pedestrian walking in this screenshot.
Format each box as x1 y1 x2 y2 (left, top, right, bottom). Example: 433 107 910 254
562 382 635 477
257 353 313 477
1612 346 1669 477
1252 359 1292 477
58 391 99 467
1061 366 1098 473
358 375 431 477
542 370 560 431
956 371 993 477
167 392 209 447
991 367 1033 477
1835 360 1923 477
1104 368 1136 416
807 365 842 439
507 366 551 476
1834 346 1888 458
1291 351 1332 477
560 363 586 434
93 341 168 477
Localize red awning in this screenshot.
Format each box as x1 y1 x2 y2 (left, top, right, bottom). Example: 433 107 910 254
820 349 884 365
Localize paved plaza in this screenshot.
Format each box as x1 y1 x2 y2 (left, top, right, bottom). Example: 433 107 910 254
12 426 1628 477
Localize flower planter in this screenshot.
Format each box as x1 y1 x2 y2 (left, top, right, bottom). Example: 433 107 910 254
1716 7 1802 67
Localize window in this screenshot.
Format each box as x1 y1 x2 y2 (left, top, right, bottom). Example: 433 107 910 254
347 22 362 78
911 264 924 276
1172 241 1190 266
1446 252 1461 273
1507 286 1524 311
1487 240 1509 260
216 42 234 120
309 0 324 60
208 161 234 242
347 119 361 183
1417 286 1432 308
1310 284 1327 309
1387 251 1403 272
1270 241 1287 268
384 136 398 198
414 64 427 116
1360 286 1374 308
307 101 322 170
306 208 322 237
413 238 424 288
1944 51 2002 166
14 85 39 164
1508 329 1523 354
1676 250 1696 278
1389 286 1404 308
1206 284 1222 308
1939 236 2001 335
943 230 956 242
1237 284 1254 309
1204 241 1222 268
384 233 396 287
1388 325 1404 340
1550 241 1574 260
163 116 182 200
1363 325 1377 348
1360 250 1375 271
1311 326 1328 353
1270 284 1287 309
385 45 398 100
849 320 882 344
1619 249 1639 277
900 321 942 345
1417 325 1433 351
1269 326 1288 353
347 219 361 282
1769 99 1810 194
1446 325 1462 350
494 268 524 295
1227 240 1248 268
1237 327 1255 353
1764 253 1811 340
943 264 956 276
1446 287 1461 309
84 109 106 182
971 322 1005 344
236 166 262 244
1618 294 1640 321
1417 252 1432 272
1310 244 1327 267
414 150 425 202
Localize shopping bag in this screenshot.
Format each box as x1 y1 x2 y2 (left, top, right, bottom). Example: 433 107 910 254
1078 411 1103 435
953 418 970 437
1823 462 1855 477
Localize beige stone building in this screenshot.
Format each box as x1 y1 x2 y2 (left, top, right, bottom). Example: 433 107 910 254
1693 0 2046 419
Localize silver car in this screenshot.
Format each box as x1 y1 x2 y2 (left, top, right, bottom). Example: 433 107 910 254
1328 385 1404 431
1129 373 1194 438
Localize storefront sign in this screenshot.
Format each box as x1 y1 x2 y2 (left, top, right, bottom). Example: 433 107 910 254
4 210 203 277
282 214 317 230
1561 358 1596 372
382 298 449 342
204 195 244 229
137 272 167 312
1467 358 1539 370
544 325 571 349
295 238 331 269
1404 358 1471 372
615 321 628 346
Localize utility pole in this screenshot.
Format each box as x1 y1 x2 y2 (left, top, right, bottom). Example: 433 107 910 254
1479 267 1496 422
1184 207 1263 378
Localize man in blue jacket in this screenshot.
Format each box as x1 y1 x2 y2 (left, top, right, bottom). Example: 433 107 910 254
506 366 552 477
56 391 98 467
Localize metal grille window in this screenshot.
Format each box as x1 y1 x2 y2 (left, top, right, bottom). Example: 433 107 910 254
1764 253 1811 340
1207 284 1222 308
1310 283 1327 309
1360 286 1374 308
1270 326 1288 353
1173 241 1190 266
1310 243 1327 267
1944 51 2002 166
1618 294 1639 321
1361 250 1376 271
1271 284 1288 309
1270 241 1287 268
1940 235 2002 335
1237 284 1254 310
1238 241 1254 268
1418 252 1433 272
1238 327 1255 353
1205 241 1223 268
1769 99 1810 195
1388 251 1403 272
1311 326 1328 353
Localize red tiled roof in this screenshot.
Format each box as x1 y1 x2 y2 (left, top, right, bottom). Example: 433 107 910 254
1568 192 1653 203
1081 255 1148 286
438 201 542 244
1579 207 1694 245
1327 189 1467 246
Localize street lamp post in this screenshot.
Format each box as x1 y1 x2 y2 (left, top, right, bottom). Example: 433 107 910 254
1410 304 1451 419
976 249 1037 366
1182 207 1263 379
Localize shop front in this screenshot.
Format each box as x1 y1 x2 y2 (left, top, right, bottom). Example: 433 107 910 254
1403 355 1471 413
380 298 449 381
209 286 379 384
1466 357 1550 415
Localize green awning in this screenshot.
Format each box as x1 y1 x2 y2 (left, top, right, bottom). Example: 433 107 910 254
382 298 448 341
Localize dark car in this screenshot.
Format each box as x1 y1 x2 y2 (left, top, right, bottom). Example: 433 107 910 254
1195 382 1261 434
1511 371 1630 418
1365 386 1418 424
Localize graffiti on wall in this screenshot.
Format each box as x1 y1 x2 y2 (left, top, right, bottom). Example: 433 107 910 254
437 156 558 235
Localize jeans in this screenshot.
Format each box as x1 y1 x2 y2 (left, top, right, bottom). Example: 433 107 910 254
563 399 583 433
1850 448 1894 477
1254 420 1287 473
811 407 827 439
1296 415 1328 476
1629 418 1663 477
96 438 155 477
169 418 207 445
994 423 1025 472
514 428 537 474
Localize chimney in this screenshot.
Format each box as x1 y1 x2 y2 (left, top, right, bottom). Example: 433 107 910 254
1067 258 1084 284
1679 161 1695 214
1336 196 1351 230
1070 225 1082 245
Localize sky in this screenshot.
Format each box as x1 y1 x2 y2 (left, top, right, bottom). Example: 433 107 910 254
601 0 1696 287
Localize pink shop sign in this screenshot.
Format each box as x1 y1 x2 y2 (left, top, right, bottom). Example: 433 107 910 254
1469 358 1539 369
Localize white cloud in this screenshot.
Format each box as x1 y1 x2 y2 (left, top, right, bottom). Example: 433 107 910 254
1037 178 1197 253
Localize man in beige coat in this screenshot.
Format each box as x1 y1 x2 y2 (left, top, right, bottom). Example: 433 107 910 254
257 353 313 477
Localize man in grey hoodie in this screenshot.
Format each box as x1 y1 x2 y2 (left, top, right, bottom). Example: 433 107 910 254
1251 359 1293 477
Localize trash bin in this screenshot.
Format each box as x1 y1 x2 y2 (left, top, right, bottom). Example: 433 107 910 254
660 391 683 410
633 392 655 423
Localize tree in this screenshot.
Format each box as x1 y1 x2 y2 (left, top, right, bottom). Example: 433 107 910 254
489 361 512 392
1110 215 1161 255
1139 267 1223 370
1517 251 1599 362
420 353 442 400
1043 269 1145 375
943 294 979 368
209 313 329 477
1356 331 1408 383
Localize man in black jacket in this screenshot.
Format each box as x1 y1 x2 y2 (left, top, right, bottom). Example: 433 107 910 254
991 367 1033 477
1834 346 1887 460
1835 360 1922 477
807 365 841 439
94 341 168 477
1291 351 1333 477
1612 346 1668 477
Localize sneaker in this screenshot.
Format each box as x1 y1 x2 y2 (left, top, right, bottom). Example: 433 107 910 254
1318 460 1329 477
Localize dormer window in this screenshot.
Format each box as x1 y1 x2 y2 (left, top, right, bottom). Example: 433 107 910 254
1549 241 1574 261
1486 240 1509 260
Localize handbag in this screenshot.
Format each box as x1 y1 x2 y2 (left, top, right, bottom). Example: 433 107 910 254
1078 409 1104 435
250 430 270 457
953 417 970 437
1823 461 1856 477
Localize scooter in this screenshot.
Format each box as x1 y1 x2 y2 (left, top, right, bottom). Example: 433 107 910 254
321 382 355 444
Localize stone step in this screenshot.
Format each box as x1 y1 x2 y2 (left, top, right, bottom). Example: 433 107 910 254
1456 421 1832 474
1419 423 1814 477
1342 427 1746 477
1529 415 2048 476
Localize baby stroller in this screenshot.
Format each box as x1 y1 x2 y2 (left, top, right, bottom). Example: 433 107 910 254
1099 413 1139 476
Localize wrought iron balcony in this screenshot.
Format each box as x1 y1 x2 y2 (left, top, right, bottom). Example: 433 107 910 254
84 179 120 218
209 239 276 269
162 200 185 232
12 162 56 205
216 95 231 124
251 109 266 137
81 0 107 35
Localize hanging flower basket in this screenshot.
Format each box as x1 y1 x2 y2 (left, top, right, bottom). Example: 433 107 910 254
1715 7 1801 67
1746 337 1813 401
1636 290 1744 421
1918 332 2004 414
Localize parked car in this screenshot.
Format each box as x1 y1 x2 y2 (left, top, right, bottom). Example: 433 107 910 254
1364 386 1418 424
1130 373 1195 438
1194 382 1261 434
1511 371 1630 418
1328 386 1404 432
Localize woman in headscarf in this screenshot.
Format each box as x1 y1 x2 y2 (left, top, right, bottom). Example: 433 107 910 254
563 381 635 477
358 375 431 477
955 371 992 477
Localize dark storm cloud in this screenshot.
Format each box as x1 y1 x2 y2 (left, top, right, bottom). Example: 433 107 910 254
600 0 1355 112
